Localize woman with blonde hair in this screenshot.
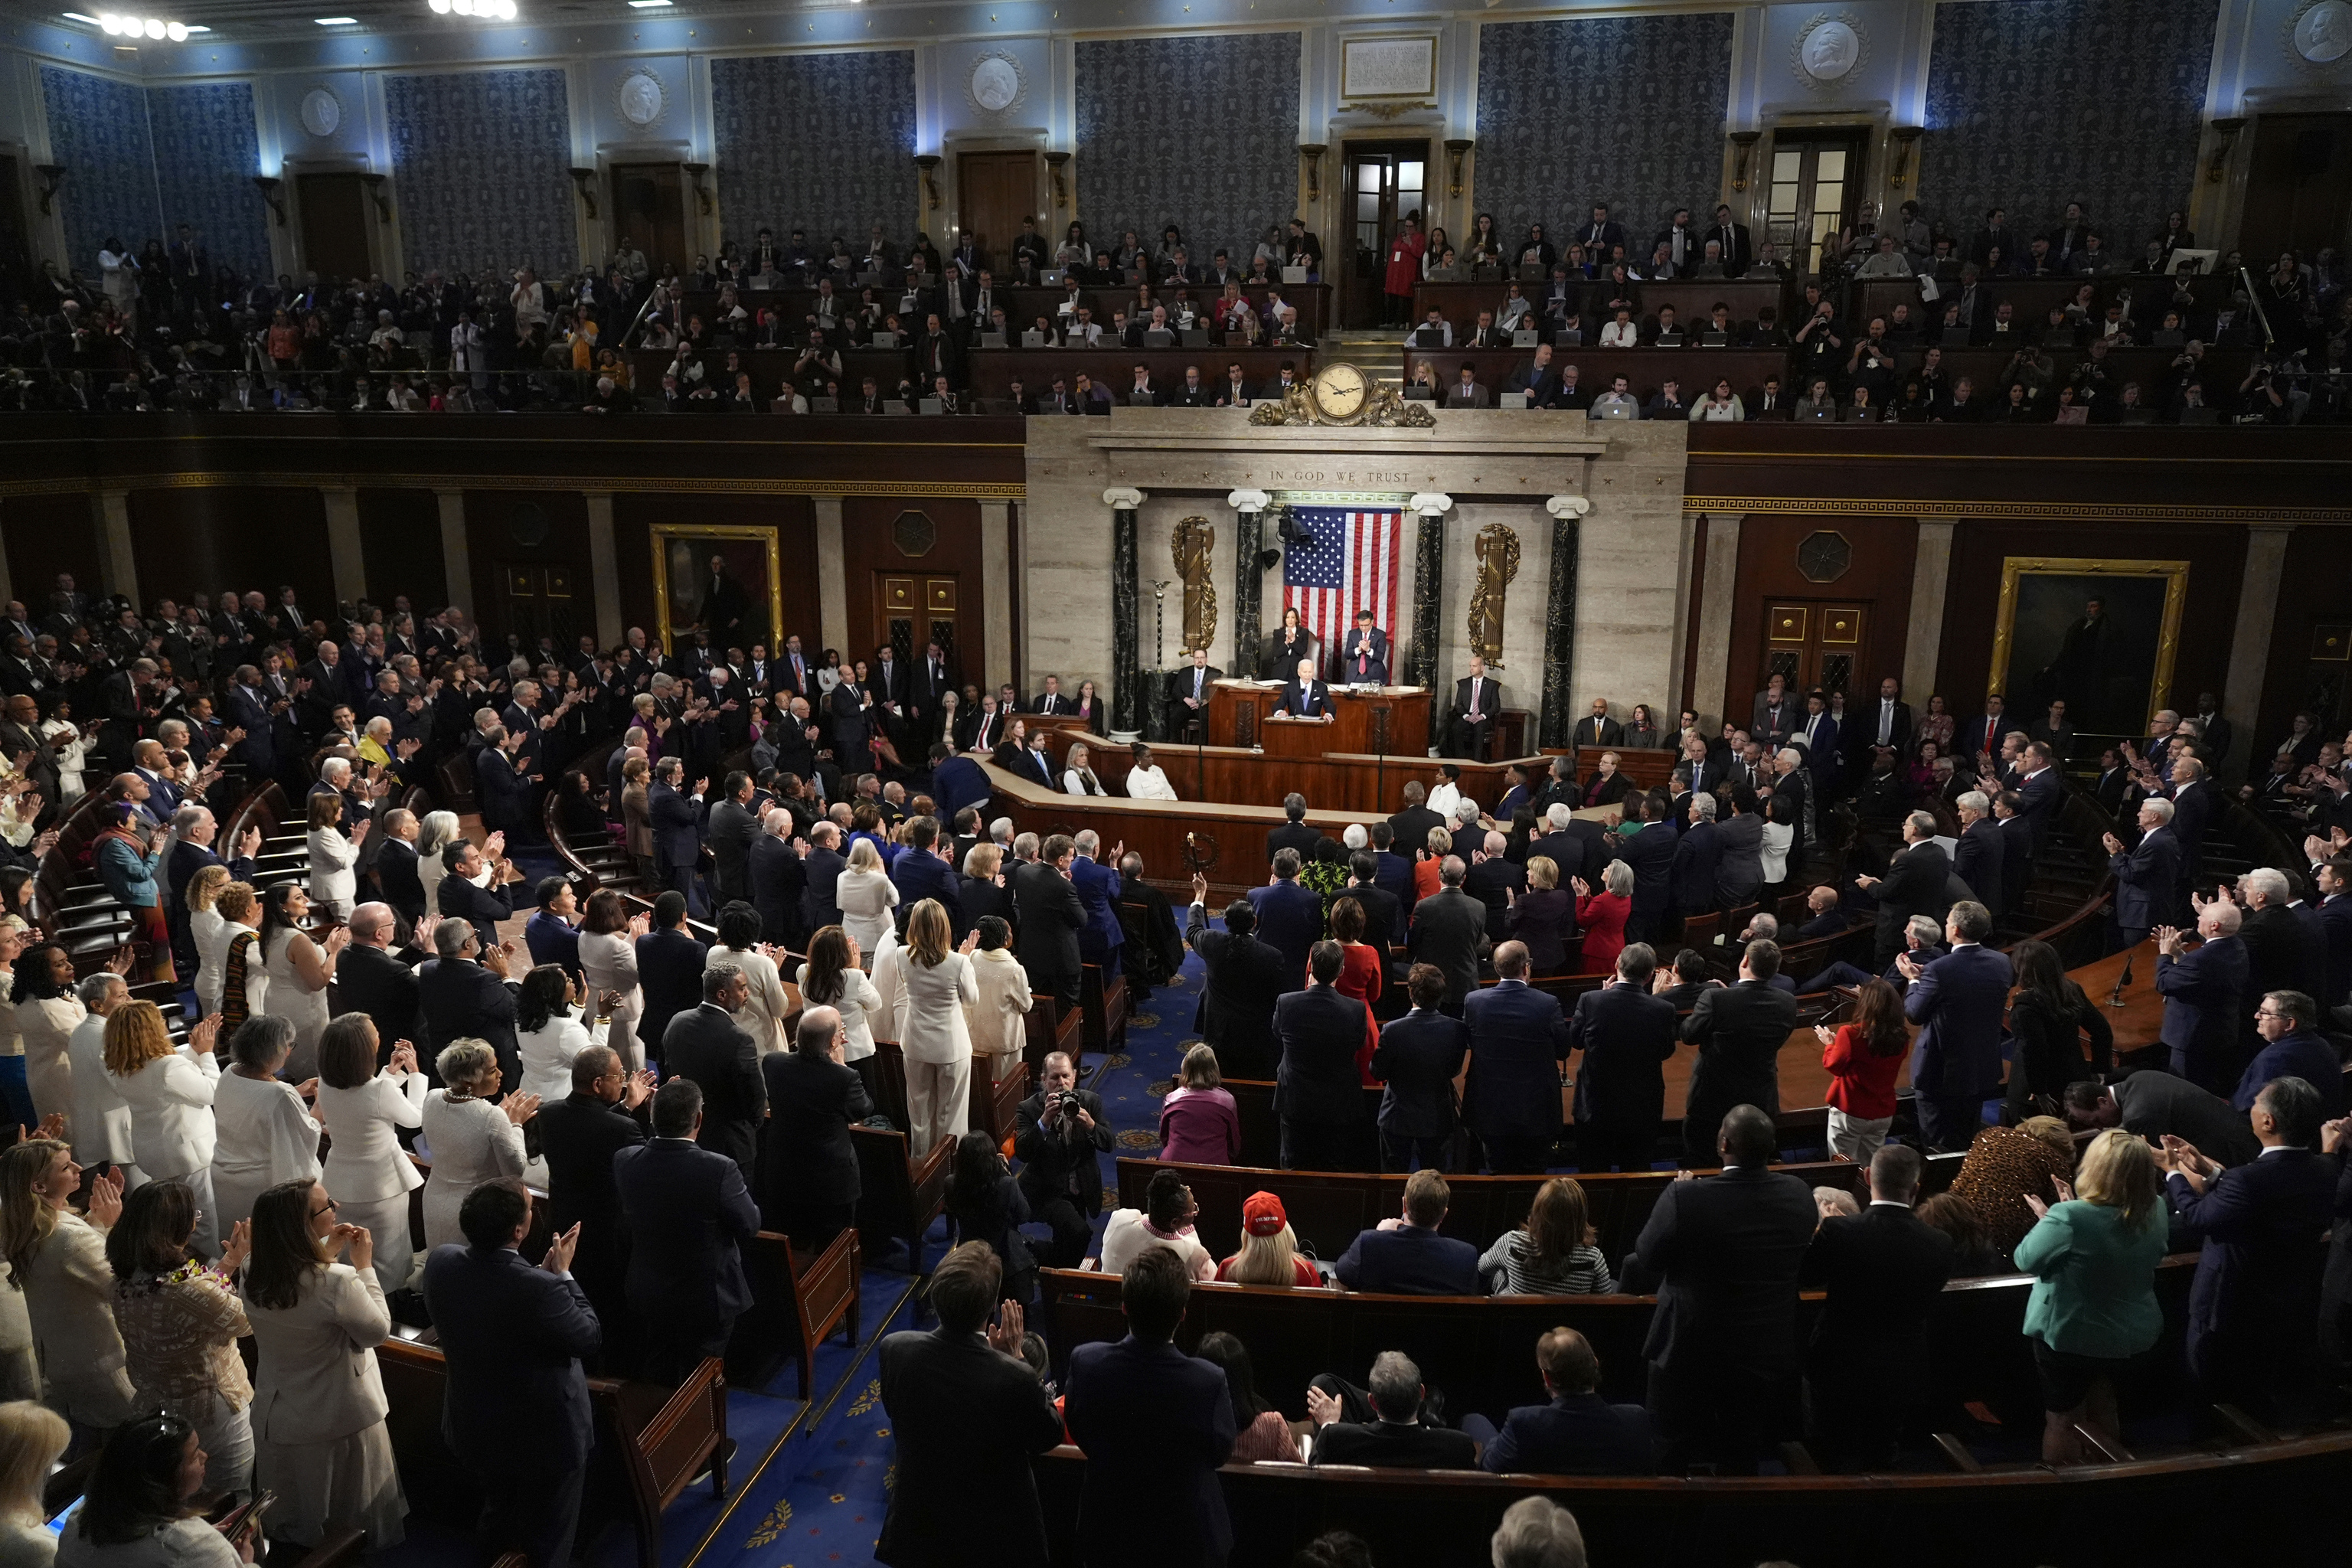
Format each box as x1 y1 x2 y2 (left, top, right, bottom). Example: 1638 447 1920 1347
103 1008 224 1257
836 837 900 961
619 756 654 884
239 1179 407 1550
1214 1191 1321 1286
1159 1043 1240 1165
303 791 365 923
181 865 232 1019
104 1181 253 1494
312 1016 425 1295
0 1399 70 1562
1480 1177 1615 1295
2013 1129 2169 1465
798 926 885 1102
203 883 264 1030
418 1040 534 1251
895 900 977 1155
0 1138 132 1439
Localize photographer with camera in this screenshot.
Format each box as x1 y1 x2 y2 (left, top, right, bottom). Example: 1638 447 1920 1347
1013 1050 1110 1269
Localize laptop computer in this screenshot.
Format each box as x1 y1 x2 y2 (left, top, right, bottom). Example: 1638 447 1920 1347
1181 328 1210 348
1144 328 1174 348
1282 266 1309 283
1021 329 1047 347
1654 328 1685 347
1499 391 1529 409
1592 403 1635 420
919 397 945 414
855 270 882 286
1426 266 1462 282
881 399 910 414
978 331 1006 348
869 331 898 349
1403 386 1435 401
1700 329 1729 347
1799 404 1837 422
1040 268 1067 285
1511 328 1537 348
1518 263 1547 282
810 396 840 412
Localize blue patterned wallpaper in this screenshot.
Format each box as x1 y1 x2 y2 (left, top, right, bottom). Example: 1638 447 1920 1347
1474 15 1736 251
1075 32 1301 266
710 51 916 244
1923 0 2216 247
384 68 577 276
40 65 160 279
145 81 271 283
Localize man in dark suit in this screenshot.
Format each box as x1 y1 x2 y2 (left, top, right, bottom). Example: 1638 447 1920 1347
2104 797 2182 951
436 837 518 950
2065 1074 2262 1168
2155 899 2250 1093
1388 781 1446 861
1165 648 1221 739
891 815 965 940
1901 902 2011 1152
1448 656 1501 760
1408 857 1488 1013
1704 204 1753 274
747 808 808 948
1275 656 1333 722
2233 988 2344 1119
635 890 710 1067
1368 962 1468 1171
648 757 708 903
1859 812 1952 966
418 918 524 1089
1263 793 1325 866
1461 942 1570 1173
1183 882 1289 1079
1248 848 1324 985
704 771 760 905
535 1044 652 1351
661 962 767 1179
337 903 426 1063
1015 1050 1112 1269
1570 943 1678 1173
1616 792 1680 944
1953 791 2007 916
1014 835 1087 1013
1335 611 1390 685
1995 792 2035 915
1671 797 1723 918
1860 676 1913 762
1679 939 1799 1165
421 1180 602 1568
876 1241 1067 1568
612 1078 762 1383
2162 1076 2337 1423
1333 1168 1481 1292
1473 1326 1654 1475
1801 1145 1954 1470
1628 1105 1817 1473
2236 869 2328 1018
1570 697 1622 750
800 821 847 935
757 1008 873 1245
1061 1248 1235 1568
2014 742 2063 854
1275 942 1374 1170
1305 1349 1478 1468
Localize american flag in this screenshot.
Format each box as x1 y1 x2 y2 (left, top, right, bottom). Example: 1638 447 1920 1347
1280 506 1403 662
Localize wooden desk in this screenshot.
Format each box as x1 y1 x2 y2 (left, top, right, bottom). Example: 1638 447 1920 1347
1412 277 1789 333
1398 345 1792 403
677 280 1332 341
963 347 1314 400
2065 938 2164 1054
1207 681 1429 757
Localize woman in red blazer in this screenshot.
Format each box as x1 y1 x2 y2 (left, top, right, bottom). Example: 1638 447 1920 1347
1816 975 1909 1165
1571 860 1632 975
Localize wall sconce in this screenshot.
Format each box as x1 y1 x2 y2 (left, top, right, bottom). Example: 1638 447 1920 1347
1443 138 1474 199
1727 131 1762 193
566 167 598 220
682 162 711 216
913 153 942 212
2206 117 2248 184
1887 126 1922 188
251 174 286 226
1043 150 1070 211
1298 143 1327 204
34 165 66 216
361 172 393 220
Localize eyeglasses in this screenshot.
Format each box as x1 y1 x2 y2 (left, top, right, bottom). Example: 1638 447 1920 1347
2254 1008 2285 1021
310 1198 338 1217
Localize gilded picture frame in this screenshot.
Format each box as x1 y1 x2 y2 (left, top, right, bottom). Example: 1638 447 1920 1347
1987 556 2189 737
649 523 786 656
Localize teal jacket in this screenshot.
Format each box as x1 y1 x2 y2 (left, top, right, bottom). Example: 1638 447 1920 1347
2012 1197 2171 1358
94 832 165 912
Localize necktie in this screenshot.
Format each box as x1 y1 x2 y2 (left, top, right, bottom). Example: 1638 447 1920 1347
1880 702 1892 744
1470 680 1481 718
1194 671 1203 699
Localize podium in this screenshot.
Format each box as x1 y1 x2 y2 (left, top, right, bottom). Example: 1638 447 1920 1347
1207 681 1431 758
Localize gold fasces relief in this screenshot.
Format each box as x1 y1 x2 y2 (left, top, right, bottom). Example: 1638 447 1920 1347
1468 523 1521 668
1172 514 1218 653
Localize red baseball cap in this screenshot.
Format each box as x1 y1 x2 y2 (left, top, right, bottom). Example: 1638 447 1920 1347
1242 1191 1287 1237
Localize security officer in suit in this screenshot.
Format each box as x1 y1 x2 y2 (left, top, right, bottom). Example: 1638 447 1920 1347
1166 648 1221 740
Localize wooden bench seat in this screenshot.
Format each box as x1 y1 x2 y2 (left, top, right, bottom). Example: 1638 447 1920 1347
1024 987 1086 1084
1080 962 1128 1059
852 1122 953 1269
729 1226 862 1399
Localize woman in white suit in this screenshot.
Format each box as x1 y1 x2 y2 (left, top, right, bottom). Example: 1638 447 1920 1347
835 838 900 962
961 915 1033 1119
0 1137 133 1436
10 941 103 1128
66 975 136 1184
303 792 367 923
210 1015 322 1231
312 1017 425 1296
576 890 648 1070
795 926 887 1105
708 903 791 1054
194 880 260 1025
239 1178 407 1550
257 884 344 1084
103 1006 224 1259
514 965 612 1106
181 865 232 1018
894 900 978 1155
417 1040 533 1253
413 809 462 914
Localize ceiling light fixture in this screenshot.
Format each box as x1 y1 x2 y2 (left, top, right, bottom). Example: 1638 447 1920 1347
626 1 672 8
61 11 102 23
314 15 360 22
432 0 516 16
96 11 193 36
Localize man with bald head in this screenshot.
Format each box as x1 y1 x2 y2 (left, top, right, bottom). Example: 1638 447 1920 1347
338 901 436 1066
1462 940 1571 1173
130 740 183 817
758 1005 873 1247
1464 828 1528 940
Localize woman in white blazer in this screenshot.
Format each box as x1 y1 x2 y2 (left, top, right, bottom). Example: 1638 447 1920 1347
0 1137 133 1432
312 1017 425 1295
413 809 462 914
194 882 262 1026
796 926 887 1105
303 792 367 922
835 838 900 962
209 1016 322 1231
10 941 101 1128
707 903 791 1054
418 1041 533 1253
894 900 978 1155
256 884 345 1084
576 890 648 1070
961 916 1033 1129
181 865 233 1018
514 966 612 1107
103 1006 224 1259
239 1179 407 1550
66 988 136 1184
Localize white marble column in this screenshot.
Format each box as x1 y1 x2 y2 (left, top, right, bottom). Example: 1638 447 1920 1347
583 492 624 650
321 485 367 608
813 495 849 658
1689 511 1741 729
2223 524 2295 781
435 489 473 619
978 499 1014 691
94 489 137 606
1903 519 1955 702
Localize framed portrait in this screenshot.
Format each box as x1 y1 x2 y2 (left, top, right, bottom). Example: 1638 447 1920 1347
649 524 784 658
1341 35 1437 100
1986 557 2189 739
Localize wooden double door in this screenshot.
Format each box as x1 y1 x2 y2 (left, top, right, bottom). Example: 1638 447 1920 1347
873 572 962 673
609 162 689 279
957 152 1037 270
1758 598 1868 699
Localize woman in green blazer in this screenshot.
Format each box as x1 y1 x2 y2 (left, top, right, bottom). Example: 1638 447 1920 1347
2012 1129 2171 1465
